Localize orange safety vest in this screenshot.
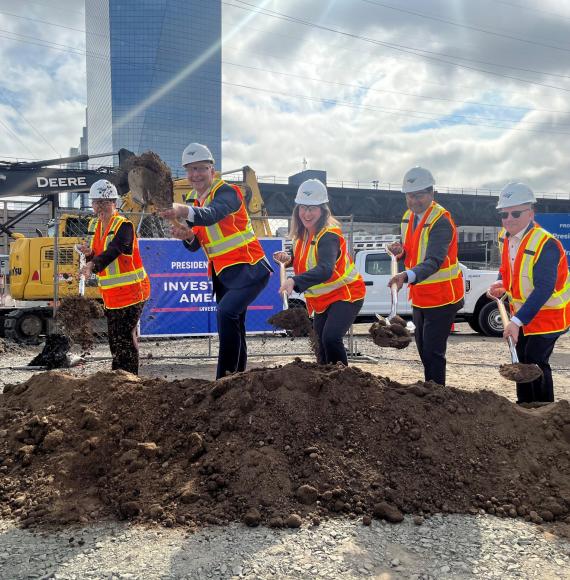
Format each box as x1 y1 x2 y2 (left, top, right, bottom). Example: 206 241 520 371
185 179 265 276
89 213 150 309
401 201 464 308
293 226 366 316
498 224 570 335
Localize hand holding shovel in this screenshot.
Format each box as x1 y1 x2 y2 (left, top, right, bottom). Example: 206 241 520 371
486 291 542 383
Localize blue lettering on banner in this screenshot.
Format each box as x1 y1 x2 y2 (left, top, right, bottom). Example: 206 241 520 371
535 213 570 258
139 238 284 336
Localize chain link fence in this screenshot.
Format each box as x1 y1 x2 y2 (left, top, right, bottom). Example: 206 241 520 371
49 209 370 367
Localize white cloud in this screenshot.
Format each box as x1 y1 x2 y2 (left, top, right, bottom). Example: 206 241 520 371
1 0 569 195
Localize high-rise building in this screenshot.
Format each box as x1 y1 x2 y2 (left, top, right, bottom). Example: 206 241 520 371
85 1 221 176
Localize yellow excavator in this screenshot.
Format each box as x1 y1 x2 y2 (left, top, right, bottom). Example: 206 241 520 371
2 154 272 343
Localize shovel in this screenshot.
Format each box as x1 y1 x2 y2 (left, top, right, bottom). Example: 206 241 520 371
76 246 86 297
267 259 312 337
376 249 414 331
279 261 289 311
488 292 543 383
370 249 413 349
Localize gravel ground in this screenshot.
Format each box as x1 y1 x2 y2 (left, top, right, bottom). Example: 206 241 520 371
1 514 570 580
1 325 570 579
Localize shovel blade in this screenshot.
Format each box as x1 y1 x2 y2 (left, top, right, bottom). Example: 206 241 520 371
499 363 543 383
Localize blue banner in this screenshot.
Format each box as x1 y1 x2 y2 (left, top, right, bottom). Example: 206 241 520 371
138 238 284 336
535 213 570 259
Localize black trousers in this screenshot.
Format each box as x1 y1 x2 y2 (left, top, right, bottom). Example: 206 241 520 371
412 300 463 386
312 299 364 365
105 301 145 375
215 275 270 379
515 330 562 403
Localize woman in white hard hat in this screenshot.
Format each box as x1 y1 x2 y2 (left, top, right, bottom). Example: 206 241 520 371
488 182 570 404
78 179 150 375
274 179 366 365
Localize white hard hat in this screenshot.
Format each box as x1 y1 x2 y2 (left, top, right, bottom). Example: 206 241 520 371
496 182 536 209
181 143 214 166
89 179 118 201
295 179 328 205
402 166 435 194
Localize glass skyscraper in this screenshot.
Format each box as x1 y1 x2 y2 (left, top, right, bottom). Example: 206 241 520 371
86 0 221 176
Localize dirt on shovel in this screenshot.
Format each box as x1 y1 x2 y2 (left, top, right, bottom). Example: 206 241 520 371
268 308 313 338
369 315 412 349
499 362 543 383
57 296 104 352
124 151 174 209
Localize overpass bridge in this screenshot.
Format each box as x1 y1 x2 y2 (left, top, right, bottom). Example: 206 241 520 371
259 183 570 227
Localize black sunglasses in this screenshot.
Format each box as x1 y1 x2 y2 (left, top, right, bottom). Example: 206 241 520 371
498 209 530 219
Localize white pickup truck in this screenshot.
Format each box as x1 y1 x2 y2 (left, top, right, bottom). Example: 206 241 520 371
289 249 502 337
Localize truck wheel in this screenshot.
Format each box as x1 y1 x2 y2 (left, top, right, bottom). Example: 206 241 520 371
477 301 503 337
4 310 45 344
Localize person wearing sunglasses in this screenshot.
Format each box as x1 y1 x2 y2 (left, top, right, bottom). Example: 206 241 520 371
160 143 272 379
488 182 569 404
387 166 464 387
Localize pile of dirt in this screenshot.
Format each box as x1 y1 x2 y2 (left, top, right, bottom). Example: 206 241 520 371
0 338 27 355
1 361 570 534
124 151 174 209
369 316 412 349
57 297 104 351
28 334 71 370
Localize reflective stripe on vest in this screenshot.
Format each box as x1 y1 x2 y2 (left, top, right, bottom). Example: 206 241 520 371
295 227 364 300
185 179 258 259
400 201 464 308
90 215 148 289
499 225 570 334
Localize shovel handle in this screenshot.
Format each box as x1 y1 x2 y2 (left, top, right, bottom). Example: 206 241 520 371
279 262 289 310
493 294 519 364
76 246 87 297
388 250 399 320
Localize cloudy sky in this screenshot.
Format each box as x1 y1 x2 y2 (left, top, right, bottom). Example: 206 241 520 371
2 0 570 194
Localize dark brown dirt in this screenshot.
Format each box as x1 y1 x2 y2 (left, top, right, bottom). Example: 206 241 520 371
57 297 104 351
1 361 570 534
0 338 26 355
369 317 412 349
124 151 174 209
268 308 312 338
499 363 544 383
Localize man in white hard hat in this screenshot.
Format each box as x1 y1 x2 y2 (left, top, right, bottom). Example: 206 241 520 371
160 143 272 379
78 179 150 374
387 167 464 386
488 182 569 404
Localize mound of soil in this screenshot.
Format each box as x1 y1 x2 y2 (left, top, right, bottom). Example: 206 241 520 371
0 338 27 355
125 151 174 209
1 361 570 533
500 362 543 383
369 317 412 349
57 297 104 351
28 334 71 370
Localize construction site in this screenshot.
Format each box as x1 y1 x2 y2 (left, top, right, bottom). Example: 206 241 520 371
2 1 570 579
